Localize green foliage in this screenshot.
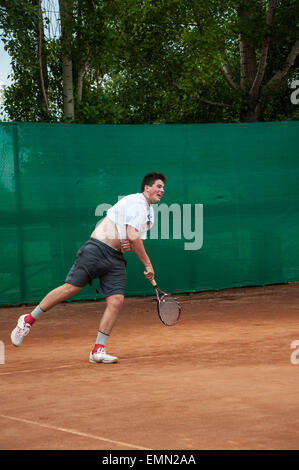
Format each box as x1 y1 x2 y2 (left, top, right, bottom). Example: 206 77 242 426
0 0 62 121
0 0 298 123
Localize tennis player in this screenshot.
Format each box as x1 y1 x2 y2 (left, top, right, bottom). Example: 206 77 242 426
11 172 166 363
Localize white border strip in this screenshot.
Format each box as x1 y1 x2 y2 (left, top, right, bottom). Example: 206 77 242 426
0 414 151 451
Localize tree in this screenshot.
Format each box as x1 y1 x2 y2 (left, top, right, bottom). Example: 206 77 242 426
58 0 75 121
0 0 122 122
0 0 298 123
0 0 52 121
109 0 299 122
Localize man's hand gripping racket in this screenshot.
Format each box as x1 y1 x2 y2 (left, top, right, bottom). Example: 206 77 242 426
149 278 181 327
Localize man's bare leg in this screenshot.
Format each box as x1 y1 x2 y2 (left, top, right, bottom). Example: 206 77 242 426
99 294 124 334
40 283 83 311
90 294 124 363
11 283 83 347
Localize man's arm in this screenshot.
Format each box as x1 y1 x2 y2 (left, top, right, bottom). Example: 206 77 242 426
126 225 154 281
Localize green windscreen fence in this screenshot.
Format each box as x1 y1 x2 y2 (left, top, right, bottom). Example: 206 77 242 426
0 121 298 306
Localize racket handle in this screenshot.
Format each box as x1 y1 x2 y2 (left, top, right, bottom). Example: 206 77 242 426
144 268 157 287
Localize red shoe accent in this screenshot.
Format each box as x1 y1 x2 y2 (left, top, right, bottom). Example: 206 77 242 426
92 344 104 354
24 314 36 326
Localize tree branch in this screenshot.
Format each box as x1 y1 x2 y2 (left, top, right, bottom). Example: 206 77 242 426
77 49 91 102
191 0 203 33
168 80 232 107
262 38 299 96
193 95 233 108
219 57 238 90
249 0 277 100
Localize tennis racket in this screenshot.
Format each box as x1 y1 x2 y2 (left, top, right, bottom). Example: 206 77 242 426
149 279 181 326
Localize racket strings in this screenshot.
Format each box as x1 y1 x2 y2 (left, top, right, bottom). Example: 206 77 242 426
159 296 181 326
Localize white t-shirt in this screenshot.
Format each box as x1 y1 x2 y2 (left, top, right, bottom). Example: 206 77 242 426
107 193 154 240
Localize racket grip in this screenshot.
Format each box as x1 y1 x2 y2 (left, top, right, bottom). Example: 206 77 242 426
150 279 157 287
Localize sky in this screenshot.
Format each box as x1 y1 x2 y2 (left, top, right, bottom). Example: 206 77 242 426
0 38 12 87
0 0 59 114
0 39 11 116
0 0 59 87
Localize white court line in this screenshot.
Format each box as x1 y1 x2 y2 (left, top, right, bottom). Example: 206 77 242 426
0 414 151 451
0 365 74 376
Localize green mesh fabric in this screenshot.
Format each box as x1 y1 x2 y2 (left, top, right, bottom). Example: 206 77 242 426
0 121 298 305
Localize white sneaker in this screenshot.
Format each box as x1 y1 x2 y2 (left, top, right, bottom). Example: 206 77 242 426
11 314 32 347
89 347 118 364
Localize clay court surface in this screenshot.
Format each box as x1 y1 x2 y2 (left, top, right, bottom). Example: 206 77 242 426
0 283 299 451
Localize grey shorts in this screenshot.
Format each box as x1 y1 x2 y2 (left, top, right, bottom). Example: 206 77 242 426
65 238 127 297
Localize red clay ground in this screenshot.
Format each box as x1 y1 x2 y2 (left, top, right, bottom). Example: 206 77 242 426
0 284 299 450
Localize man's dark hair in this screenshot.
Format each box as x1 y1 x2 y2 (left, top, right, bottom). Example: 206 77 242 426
141 172 166 192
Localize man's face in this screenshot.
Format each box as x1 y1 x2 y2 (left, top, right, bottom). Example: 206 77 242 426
145 179 165 203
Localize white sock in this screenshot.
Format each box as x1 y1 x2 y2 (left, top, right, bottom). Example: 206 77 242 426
31 305 45 320
95 330 109 347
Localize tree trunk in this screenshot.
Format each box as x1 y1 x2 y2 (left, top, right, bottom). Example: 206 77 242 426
239 39 257 90
250 0 277 101
62 57 74 120
240 101 263 122
238 5 257 90
238 1 277 122
34 0 49 119
77 66 84 103
58 0 74 122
